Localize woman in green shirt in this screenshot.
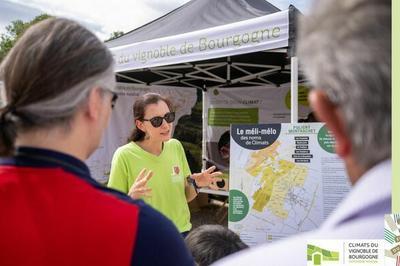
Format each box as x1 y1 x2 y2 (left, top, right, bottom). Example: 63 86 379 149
108 93 222 235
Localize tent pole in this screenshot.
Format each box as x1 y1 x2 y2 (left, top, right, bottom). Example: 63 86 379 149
290 57 298 123
202 85 207 172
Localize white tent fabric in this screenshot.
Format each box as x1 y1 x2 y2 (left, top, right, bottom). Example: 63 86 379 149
106 0 281 47
111 10 289 72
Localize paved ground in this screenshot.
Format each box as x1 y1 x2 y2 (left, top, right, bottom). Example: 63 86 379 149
190 194 228 229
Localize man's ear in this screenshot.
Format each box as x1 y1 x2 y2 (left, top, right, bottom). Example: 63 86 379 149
309 90 351 158
85 87 103 121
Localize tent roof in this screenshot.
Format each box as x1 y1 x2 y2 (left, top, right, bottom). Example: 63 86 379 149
107 0 302 88
106 0 280 48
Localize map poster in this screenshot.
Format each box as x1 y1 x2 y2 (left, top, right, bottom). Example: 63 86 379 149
228 123 351 246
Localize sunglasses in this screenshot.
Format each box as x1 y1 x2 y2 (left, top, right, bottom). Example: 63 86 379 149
142 112 175 127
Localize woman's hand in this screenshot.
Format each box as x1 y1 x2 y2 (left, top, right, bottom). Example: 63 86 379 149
128 168 153 199
191 166 223 188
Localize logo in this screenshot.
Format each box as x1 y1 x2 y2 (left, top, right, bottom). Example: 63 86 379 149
170 166 182 183
384 214 400 266
308 240 385 265
172 166 180 175
307 244 339 266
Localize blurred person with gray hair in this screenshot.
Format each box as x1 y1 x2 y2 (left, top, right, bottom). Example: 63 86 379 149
185 225 248 266
0 18 194 266
214 0 391 265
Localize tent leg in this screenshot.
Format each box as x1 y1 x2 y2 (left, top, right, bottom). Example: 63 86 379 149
202 87 207 171
290 57 299 123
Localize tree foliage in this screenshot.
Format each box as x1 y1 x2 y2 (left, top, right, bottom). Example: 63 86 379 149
105 31 124 42
0 14 52 62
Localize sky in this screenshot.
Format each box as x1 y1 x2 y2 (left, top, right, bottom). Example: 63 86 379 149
0 0 311 40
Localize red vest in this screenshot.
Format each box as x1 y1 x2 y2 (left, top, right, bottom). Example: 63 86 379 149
0 166 139 266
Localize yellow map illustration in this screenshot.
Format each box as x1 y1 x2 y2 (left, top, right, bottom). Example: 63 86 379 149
246 141 308 219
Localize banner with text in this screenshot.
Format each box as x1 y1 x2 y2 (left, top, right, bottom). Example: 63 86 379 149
111 10 288 72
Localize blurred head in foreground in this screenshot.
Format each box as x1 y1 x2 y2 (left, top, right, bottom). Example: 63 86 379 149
0 17 116 159
185 224 248 266
298 0 391 183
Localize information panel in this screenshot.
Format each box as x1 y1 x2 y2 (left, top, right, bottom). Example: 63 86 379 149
228 123 351 246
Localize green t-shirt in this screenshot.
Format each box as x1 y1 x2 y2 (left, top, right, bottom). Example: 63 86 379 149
107 139 192 232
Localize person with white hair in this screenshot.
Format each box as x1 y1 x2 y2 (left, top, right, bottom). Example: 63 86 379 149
214 0 391 264
0 18 194 266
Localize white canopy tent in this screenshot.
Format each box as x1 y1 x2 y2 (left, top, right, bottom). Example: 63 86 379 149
107 1 301 89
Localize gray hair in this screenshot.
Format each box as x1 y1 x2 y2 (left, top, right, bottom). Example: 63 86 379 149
0 17 115 155
19 66 116 123
298 0 391 169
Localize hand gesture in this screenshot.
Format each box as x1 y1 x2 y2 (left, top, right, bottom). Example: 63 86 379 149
191 166 223 188
128 168 153 199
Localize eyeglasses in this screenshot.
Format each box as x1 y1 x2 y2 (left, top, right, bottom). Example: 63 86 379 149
100 87 118 109
142 112 175 128
111 93 118 109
